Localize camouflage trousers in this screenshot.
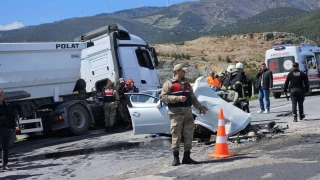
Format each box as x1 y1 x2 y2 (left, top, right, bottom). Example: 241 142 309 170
169 111 195 152
119 99 130 122
104 102 117 127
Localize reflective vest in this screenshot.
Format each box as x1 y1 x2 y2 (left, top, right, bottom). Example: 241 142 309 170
103 89 115 103
231 74 249 100
242 77 250 98
168 79 192 108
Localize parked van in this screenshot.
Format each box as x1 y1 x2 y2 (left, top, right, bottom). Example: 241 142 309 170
265 44 320 98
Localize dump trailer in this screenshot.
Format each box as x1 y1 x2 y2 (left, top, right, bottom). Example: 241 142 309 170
0 24 161 141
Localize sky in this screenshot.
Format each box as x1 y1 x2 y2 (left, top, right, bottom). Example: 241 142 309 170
0 0 196 31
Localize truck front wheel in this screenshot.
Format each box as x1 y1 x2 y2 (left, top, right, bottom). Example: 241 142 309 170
67 104 91 135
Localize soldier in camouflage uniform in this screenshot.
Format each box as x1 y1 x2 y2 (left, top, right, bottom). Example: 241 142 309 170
103 81 120 133
161 64 207 166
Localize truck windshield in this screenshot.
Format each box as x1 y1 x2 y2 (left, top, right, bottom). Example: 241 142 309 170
267 56 295 73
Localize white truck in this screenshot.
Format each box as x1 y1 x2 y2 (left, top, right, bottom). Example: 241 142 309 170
265 44 320 98
0 24 160 139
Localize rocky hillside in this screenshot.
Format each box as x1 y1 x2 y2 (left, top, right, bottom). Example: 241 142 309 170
154 32 313 83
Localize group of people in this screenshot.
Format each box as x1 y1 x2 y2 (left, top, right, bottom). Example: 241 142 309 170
206 62 253 112
206 61 308 122
100 78 139 132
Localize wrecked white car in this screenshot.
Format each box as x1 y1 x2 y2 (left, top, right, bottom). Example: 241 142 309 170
125 76 252 136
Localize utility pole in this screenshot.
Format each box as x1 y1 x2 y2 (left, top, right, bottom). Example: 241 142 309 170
58 12 61 21
80 9 83 17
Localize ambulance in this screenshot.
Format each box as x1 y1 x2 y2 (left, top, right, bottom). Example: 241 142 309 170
265 44 320 98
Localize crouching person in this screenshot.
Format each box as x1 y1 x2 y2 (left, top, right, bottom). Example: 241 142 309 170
103 81 120 132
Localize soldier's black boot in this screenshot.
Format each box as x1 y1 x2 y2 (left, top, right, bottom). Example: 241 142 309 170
182 150 199 164
172 151 180 166
293 115 297 122
300 114 305 120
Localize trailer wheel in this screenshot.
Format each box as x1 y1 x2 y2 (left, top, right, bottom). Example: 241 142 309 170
0 130 16 149
67 104 90 135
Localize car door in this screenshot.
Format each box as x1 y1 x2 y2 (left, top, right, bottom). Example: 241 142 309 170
305 54 319 88
125 93 170 135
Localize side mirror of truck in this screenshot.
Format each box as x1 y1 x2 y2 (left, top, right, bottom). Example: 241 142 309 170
149 47 159 67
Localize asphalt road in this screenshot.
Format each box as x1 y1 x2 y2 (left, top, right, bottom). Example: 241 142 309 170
1 92 320 180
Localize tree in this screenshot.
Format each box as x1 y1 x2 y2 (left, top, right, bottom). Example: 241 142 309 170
218 55 222 61
226 56 232 63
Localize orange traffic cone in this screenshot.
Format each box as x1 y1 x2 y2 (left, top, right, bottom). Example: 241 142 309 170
209 108 234 159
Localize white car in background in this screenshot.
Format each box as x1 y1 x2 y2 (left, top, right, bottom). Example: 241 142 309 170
125 77 252 136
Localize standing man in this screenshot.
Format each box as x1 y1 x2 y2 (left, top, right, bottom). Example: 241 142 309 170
284 62 309 122
256 63 273 114
0 90 16 171
117 78 131 129
161 64 206 166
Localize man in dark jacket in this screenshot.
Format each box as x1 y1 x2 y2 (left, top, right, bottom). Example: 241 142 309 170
256 63 273 114
283 62 309 122
0 90 16 171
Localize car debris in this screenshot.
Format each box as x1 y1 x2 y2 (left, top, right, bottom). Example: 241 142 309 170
227 122 289 144
276 111 292 117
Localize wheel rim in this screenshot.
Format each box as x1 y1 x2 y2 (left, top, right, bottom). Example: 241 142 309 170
71 110 86 129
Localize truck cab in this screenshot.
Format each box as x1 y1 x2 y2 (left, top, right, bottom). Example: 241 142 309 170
78 24 160 94
265 44 320 98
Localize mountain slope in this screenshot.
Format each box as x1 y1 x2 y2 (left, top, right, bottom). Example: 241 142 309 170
1 0 320 44
0 15 163 43
134 0 320 30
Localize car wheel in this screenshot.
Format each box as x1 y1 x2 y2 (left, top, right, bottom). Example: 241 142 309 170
273 92 281 99
194 124 213 140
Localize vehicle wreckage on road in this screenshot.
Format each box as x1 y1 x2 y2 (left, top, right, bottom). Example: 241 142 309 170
125 76 252 137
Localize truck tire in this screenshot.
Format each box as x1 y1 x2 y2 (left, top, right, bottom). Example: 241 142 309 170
0 130 16 149
273 92 281 99
67 104 91 135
